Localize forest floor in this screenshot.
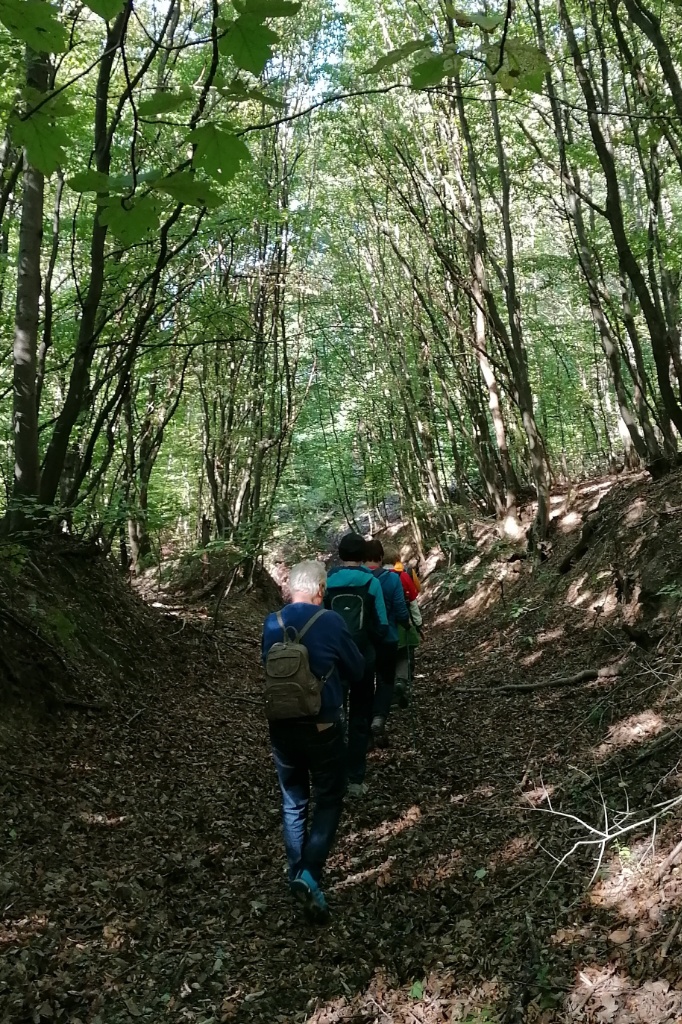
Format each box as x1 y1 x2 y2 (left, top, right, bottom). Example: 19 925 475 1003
2 471 682 1024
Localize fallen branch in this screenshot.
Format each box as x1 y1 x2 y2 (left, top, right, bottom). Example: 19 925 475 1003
655 836 682 883
660 911 682 958
597 728 681 782
451 667 619 695
56 697 108 711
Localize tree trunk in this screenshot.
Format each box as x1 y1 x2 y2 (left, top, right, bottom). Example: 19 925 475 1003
10 47 48 531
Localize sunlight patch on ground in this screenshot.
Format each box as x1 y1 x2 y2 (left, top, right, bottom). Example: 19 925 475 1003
624 497 648 526
521 650 543 667
333 856 396 891
558 510 582 533
68 760 97 772
537 626 565 644
566 573 592 608
304 970 505 1024
551 922 596 945
80 811 128 827
0 913 49 948
519 783 555 807
345 805 422 846
450 783 496 807
590 835 682 928
593 710 665 762
579 480 617 498
566 965 682 1022
587 589 619 617
489 834 535 868
463 554 482 575
411 847 465 889
434 606 461 627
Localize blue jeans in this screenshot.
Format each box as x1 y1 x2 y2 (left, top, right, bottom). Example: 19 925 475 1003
269 720 346 883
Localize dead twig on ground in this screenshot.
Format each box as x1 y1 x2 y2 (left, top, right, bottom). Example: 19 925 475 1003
451 666 619 695
660 911 682 957
655 836 682 883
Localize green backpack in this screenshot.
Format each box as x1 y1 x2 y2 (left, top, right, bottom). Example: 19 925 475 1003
264 609 329 721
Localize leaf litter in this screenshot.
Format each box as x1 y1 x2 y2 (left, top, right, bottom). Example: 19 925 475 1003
2 472 682 1023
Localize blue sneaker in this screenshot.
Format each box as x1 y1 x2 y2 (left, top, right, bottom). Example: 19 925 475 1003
290 869 330 923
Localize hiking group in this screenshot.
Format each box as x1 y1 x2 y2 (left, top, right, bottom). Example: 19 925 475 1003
261 532 423 923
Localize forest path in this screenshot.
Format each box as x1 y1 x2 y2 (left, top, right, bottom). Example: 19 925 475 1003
2 570 682 1024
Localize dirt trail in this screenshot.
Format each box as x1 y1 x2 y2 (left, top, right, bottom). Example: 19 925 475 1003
2 475 682 1024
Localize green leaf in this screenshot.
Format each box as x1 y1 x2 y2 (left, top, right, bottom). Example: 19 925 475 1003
67 169 111 192
82 0 125 20
156 171 221 208
518 69 545 94
188 124 251 184
447 5 504 31
218 14 279 75
25 87 76 119
218 78 284 109
409 53 446 89
138 86 193 116
99 196 162 246
12 114 68 175
0 0 68 53
234 0 300 15
409 981 424 1000
474 867 488 880
366 38 433 75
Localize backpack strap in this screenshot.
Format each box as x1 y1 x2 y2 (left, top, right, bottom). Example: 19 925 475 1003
298 608 333 685
276 609 301 643
297 607 326 641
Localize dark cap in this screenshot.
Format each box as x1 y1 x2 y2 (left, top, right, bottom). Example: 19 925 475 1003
338 532 366 561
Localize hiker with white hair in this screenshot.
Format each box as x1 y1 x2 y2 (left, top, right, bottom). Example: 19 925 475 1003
261 559 364 924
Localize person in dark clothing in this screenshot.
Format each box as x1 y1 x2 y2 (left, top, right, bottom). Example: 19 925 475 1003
324 533 388 797
262 560 364 922
364 538 411 745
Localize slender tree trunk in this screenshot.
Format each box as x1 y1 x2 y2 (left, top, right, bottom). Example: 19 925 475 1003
10 47 48 531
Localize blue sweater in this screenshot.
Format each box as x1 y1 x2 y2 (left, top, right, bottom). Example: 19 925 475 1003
372 567 410 643
261 604 365 723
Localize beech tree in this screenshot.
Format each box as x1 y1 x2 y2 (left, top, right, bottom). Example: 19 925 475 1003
1 0 682 556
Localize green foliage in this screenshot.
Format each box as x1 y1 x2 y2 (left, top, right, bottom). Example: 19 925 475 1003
98 195 163 245
366 38 433 74
156 172 221 209
11 110 69 175
137 87 194 117
219 15 280 75
0 542 28 579
447 6 504 32
0 0 68 53
410 53 446 89
82 0 125 20
188 124 251 184
45 608 76 647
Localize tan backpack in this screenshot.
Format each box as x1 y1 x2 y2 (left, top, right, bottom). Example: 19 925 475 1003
264 609 329 720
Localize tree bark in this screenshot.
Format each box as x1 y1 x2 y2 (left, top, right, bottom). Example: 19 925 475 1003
10 47 48 531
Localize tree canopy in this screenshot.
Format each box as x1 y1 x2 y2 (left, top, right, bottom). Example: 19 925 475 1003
2 0 682 564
